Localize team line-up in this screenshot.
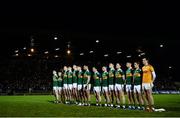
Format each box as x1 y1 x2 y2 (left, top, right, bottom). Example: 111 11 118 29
52 58 156 112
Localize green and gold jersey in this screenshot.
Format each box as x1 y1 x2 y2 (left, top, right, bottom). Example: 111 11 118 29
53 75 58 87
126 68 133 85
133 69 142 85
108 69 115 85
67 71 73 84
57 77 63 87
73 70 78 83
93 71 101 87
77 71 83 85
115 69 124 84
63 71 68 84
102 71 108 87
83 70 91 84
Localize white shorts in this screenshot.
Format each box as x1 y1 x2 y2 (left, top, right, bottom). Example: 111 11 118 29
73 83 77 88
108 85 114 91
94 86 100 93
63 84 68 89
142 83 153 90
134 85 141 93
83 84 91 90
102 87 108 92
58 87 62 91
115 84 124 91
126 84 132 92
78 85 82 90
53 87 58 91
68 84 72 90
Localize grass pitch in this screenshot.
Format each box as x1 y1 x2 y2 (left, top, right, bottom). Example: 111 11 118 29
0 94 180 117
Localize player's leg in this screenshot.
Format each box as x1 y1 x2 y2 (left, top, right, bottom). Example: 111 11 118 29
109 85 114 107
105 88 110 106
84 85 89 105
85 89 88 105
138 91 144 110
71 86 74 103
75 87 78 104
53 87 57 103
119 85 125 109
131 85 135 109
115 84 120 108
134 86 139 109
102 88 107 106
66 87 70 103
94 87 98 105
127 90 131 109
83 85 87 105
97 88 101 106
142 84 151 111
62 86 65 103
77 86 80 105
95 91 99 106
58 87 62 103
64 85 68 104
126 85 132 109
77 85 82 105
142 89 148 110
70 85 73 102
96 87 101 106
55 87 59 103
87 84 91 106
66 86 69 102
146 88 154 112
61 88 65 103
111 89 115 106
136 85 144 110
73 84 77 104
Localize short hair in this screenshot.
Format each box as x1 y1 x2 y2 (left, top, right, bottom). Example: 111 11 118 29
142 57 149 61
134 61 140 65
92 67 96 69
116 63 121 65
126 62 132 64
102 66 107 69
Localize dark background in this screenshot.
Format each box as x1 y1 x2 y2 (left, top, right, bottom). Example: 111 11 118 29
0 1 179 92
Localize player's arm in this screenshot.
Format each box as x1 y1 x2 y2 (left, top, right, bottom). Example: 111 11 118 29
99 73 102 82
124 72 126 84
151 66 156 82
131 69 134 84
130 69 134 90
140 69 143 85
121 70 125 82
113 70 116 85
86 72 91 86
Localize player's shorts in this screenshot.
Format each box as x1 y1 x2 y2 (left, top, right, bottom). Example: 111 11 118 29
108 85 114 91
83 84 91 90
126 84 132 92
115 84 124 91
68 84 72 90
94 86 100 93
58 87 62 91
63 84 68 89
102 86 108 92
78 84 82 90
53 87 58 91
134 85 141 93
142 83 153 90
73 83 77 88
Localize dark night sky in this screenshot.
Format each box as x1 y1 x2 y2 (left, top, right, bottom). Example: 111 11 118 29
0 1 179 80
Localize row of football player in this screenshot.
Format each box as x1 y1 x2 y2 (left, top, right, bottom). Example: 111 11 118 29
52 58 156 112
